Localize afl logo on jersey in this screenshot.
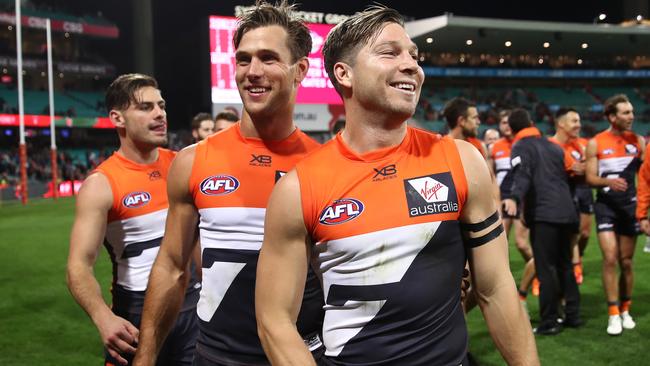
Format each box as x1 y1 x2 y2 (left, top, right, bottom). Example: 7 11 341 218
319 198 364 225
200 175 240 196
122 191 151 208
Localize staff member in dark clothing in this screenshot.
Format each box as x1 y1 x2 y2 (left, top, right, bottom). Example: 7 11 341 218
502 109 581 335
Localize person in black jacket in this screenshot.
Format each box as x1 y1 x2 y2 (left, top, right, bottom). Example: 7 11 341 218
502 109 581 335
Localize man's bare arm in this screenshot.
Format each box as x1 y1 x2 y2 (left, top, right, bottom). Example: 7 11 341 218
256 170 316 365
133 147 199 366
66 173 139 365
455 140 540 365
585 138 627 191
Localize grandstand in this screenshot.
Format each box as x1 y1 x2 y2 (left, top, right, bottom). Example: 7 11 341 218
407 15 650 137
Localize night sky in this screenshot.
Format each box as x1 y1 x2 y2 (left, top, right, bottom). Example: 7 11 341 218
42 0 623 129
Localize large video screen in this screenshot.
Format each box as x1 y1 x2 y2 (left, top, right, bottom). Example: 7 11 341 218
209 16 342 105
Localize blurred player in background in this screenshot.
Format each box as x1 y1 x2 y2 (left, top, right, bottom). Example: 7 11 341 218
191 113 216 142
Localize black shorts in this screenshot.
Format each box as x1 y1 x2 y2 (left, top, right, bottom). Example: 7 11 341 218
192 333 324 366
594 200 639 236
574 186 594 215
105 307 198 366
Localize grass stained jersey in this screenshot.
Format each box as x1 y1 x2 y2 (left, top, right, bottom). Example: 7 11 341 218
296 127 470 366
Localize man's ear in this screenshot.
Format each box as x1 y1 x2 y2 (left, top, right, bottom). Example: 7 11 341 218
334 62 352 90
109 109 125 128
294 57 309 85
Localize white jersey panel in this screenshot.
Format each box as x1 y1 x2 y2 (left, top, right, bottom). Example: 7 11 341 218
198 207 265 247
598 156 634 176
105 208 167 291
313 221 441 357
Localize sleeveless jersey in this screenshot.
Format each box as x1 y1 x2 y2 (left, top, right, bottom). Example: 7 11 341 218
592 130 641 206
189 123 324 364
467 136 486 159
548 136 584 174
95 148 199 312
296 127 469 366
490 137 512 187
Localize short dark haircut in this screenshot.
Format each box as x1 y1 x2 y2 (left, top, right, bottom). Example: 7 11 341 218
603 94 630 118
214 112 239 123
233 0 311 63
191 113 214 130
105 73 158 112
322 5 403 96
555 107 578 119
555 107 578 126
443 97 476 129
508 108 532 134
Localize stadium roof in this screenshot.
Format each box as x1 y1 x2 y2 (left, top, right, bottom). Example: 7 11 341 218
406 15 650 57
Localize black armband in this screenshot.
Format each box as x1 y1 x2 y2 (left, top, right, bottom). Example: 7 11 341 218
461 211 504 248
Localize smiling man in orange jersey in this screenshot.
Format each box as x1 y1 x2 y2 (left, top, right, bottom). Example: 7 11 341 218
133 2 325 366
66 74 200 366
255 6 538 365
586 94 644 335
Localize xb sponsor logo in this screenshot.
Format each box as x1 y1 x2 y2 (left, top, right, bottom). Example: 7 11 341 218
602 148 614 155
372 164 397 181
200 175 239 196
625 144 638 155
122 191 151 208
404 172 459 217
250 154 272 167
148 170 162 181
319 198 364 225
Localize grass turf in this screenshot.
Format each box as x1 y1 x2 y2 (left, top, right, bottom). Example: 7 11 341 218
1 197 649 364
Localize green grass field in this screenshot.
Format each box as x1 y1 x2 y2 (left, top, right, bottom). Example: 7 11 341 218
1 197 649 365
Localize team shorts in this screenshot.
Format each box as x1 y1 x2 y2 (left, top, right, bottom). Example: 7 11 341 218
574 186 594 215
192 332 324 366
593 200 639 236
105 307 198 366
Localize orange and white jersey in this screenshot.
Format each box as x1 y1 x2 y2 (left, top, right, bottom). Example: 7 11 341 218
548 136 584 173
189 123 323 362
95 148 175 292
296 127 469 365
490 137 512 186
592 130 641 203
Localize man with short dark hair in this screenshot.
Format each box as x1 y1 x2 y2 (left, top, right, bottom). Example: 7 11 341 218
503 108 581 336
444 97 486 158
191 113 216 142
133 2 324 365
586 94 644 335
214 111 238 132
66 74 200 366
256 6 538 365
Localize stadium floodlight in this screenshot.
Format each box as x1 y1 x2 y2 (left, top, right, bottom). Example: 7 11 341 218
426 37 433 44
538 58 544 64
499 57 505 64
543 42 550 48
637 15 644 22
599 13 607 21
505 40 512 47
466 39 473 46
581 43 588 49
577 58 583 65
